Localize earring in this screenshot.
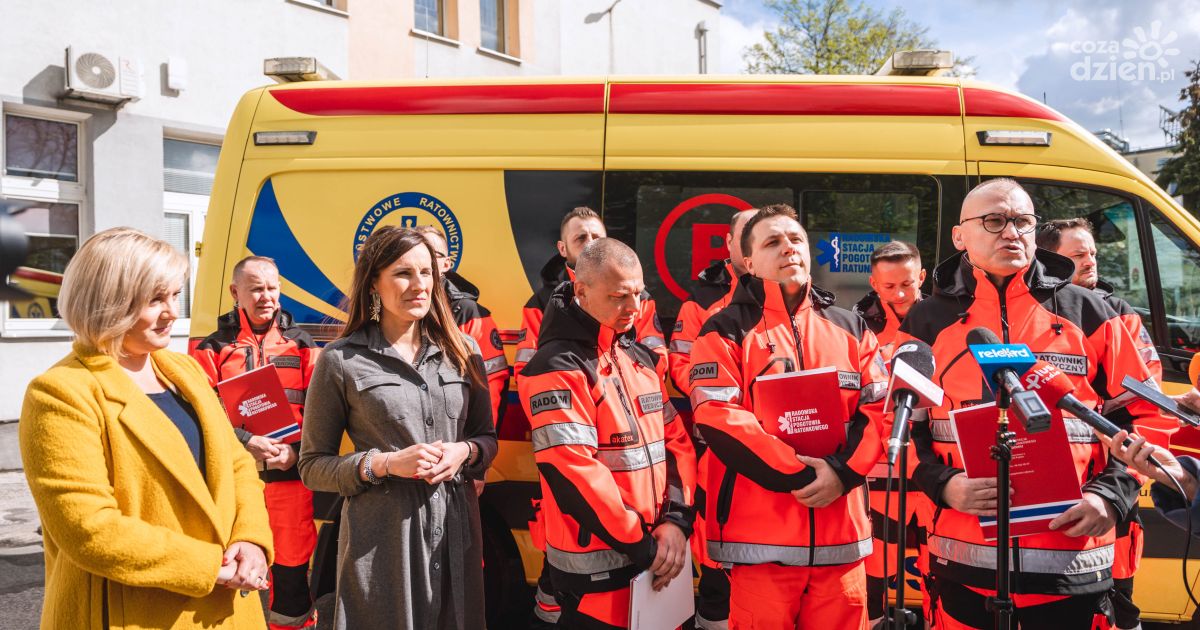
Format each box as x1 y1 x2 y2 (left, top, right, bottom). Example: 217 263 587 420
370 293 381 321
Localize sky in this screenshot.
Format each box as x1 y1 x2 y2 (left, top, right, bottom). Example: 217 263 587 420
715 0 1200 150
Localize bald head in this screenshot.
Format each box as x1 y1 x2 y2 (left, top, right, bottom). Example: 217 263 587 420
953 178 1039 283
959 178 1034 223
574 238 645 332
727 209 757 275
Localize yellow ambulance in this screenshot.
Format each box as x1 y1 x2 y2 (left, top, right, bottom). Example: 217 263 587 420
191 74 1200 626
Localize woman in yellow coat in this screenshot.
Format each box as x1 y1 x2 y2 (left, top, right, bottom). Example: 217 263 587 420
20 228 275 629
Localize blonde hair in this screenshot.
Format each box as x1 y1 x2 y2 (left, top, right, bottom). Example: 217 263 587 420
58 227 189 357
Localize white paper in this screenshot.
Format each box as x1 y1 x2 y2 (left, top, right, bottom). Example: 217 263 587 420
628 547 695 630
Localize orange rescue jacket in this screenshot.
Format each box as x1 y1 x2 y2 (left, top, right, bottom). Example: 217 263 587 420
690 275 888 567
519 282 696 591
669 259 738 393
898 250 1173 595
445 271 510 425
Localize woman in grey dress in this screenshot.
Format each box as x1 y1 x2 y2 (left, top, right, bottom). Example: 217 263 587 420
298 227 497 630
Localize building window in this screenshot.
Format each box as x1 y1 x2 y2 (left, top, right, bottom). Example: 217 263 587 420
164 138 220 196
416 0 444 35
4 114 79 182
4 200 79 319
163 212 193 319
480 0 505 53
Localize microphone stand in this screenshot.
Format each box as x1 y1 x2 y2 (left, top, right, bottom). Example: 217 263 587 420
892 422 917 630
988 388 1016 629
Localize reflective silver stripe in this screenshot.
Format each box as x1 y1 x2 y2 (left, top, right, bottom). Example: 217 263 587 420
695 614 729 630
929 418 956 443
1102 377 1157 415
515 348 537 363
534 585 561 622
663 402 679 425
641 335 666 349
283 388 306 405
861 381 887 404
669 339 693 354
1064 416 1099 444
596 440 666 472
483 354 509 375
927 535 1113 575
546 545 633 574
531 422 598 452
691 385 741 407
707 538 872 566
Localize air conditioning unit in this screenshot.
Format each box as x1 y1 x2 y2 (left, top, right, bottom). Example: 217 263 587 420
63 46 144 105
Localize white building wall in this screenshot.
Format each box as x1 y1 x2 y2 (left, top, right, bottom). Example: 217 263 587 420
0 0 349 465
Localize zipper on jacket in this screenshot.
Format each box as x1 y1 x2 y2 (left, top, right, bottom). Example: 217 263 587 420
789 317 805 371
999 286 1010 343
715 467 738 546
610 342 661 522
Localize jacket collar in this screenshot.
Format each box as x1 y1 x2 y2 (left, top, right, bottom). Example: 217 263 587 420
731 272 834 315
930 249 1074 302
696 259 736 289
443 271 480 303
217 307 295 340
853 290 926 326
73 343 228 536
538 253 573 290
540 281 636 351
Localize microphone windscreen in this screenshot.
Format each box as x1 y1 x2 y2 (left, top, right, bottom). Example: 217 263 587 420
891 339 935 380
1022 360 1073 407
966 327 1001 346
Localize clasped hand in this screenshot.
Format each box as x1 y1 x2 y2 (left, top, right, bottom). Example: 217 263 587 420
215 541 269 591
384 441 472 484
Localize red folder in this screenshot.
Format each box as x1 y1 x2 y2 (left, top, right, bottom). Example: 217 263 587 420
216 364 301 443
753 366 848 458
949 402 1082 539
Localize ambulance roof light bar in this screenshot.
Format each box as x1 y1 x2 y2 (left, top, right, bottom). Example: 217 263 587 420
875 49 954 76
977 130 1053 147
263 57 340 83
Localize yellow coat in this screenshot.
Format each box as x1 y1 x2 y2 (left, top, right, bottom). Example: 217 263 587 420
20 344 275 630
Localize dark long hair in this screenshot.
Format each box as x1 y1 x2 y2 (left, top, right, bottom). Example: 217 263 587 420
341 227 483 387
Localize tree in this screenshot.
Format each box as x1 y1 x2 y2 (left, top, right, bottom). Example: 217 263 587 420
743 0 972 76
1158 59 1200 214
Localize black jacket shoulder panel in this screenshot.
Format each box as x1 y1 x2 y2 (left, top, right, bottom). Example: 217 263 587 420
899 294 970 346
815 304 867 341
1033 283 1119 338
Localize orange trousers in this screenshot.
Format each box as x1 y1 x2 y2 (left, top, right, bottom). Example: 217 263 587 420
558 585 632 629
728 561 868 629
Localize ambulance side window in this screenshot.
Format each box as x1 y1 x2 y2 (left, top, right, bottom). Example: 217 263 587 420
602 171 939 327
1018 181 1153 336
1146 210 1200 355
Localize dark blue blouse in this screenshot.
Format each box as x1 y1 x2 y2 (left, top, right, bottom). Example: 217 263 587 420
148 389 206 477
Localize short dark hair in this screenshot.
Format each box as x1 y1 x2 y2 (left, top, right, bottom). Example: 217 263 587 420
740 204 803 256
560 206 601 240
870 241 921 268
232 255 277 281
1035 218 1094 251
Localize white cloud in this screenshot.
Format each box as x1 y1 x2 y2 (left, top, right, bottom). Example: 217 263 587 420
716 12 769 74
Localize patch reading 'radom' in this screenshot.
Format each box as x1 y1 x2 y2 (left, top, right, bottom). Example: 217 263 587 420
1034 352 1088 376
529 390 572 415
690 362 718 383
637 392 664 415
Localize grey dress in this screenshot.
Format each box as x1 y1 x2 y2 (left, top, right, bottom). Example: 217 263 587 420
298 324 497 630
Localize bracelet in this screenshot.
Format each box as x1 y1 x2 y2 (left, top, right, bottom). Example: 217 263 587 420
362 448 383 485
466 440 478 466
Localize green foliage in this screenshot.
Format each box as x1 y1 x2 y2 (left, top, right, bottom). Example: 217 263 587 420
1158 59 1200 214
743 0 972 76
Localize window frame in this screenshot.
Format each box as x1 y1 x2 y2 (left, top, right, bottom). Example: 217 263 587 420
0 102 89 337
161 130 219 337
1000 176 1189 380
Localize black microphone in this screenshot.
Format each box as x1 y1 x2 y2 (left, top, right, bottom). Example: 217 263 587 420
885 340 943 466
965 327 1053 433
1024 361 1166 471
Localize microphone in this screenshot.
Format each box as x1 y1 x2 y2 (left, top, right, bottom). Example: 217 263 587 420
1024 361 1166 471
965 327 1053 433
885 340 944 466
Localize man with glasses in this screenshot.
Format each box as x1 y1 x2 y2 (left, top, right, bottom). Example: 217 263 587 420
895 178 1170 628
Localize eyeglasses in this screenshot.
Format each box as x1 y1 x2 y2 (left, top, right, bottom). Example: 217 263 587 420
959 213 1041 234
